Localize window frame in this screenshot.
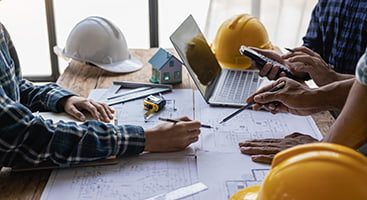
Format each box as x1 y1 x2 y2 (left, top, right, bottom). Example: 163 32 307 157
27 0 159 82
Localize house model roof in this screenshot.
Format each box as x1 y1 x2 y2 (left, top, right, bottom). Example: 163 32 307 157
148 48 181 70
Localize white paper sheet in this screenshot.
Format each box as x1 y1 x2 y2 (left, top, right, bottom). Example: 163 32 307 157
193 91 323 199
41 89 323 200
41 153 199 200
196 151 270 199
193 91 323 152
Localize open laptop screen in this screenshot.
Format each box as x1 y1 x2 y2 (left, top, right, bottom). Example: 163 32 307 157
170 15 221 100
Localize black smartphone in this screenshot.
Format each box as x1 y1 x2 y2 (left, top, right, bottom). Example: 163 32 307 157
239 45 298 80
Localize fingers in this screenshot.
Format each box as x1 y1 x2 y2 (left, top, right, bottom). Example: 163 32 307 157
173 119 201 137
68 105 86 121
239 138 283 146
81 100 101 121
251 154 274 165
288 55 317 67
89 101 113 122
250 47 282 61
258 62 272 76
266 65 281 80
64 96 115 122
240 146 281 155
189 136 199 143
248 79 287 109
257 63 282 80
293 46 321 58
179 120 201 147
175 116 192 121
248 79 284 102
282 46 319 59
253 89 281 104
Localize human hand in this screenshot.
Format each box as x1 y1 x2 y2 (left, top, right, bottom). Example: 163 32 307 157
60 96 115 122
249 47 308 80
144 116 201 152
281 46 337 86
239 132 319 164
246 78 324 116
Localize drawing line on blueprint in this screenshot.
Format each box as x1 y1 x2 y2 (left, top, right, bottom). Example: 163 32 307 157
225 169 269 198
196 110 292 152
44 156 198 200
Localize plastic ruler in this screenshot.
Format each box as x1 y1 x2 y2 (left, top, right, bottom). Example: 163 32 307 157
145 182 208 200
99 81 172 106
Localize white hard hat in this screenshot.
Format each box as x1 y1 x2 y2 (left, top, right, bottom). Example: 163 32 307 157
54 16 143 73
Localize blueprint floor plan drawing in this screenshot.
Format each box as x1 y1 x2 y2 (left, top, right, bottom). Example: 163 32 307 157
41 89 323 200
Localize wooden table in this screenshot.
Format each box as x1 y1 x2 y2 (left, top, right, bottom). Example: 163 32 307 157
0 48 335 200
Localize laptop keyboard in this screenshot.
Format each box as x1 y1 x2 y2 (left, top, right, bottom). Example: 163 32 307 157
216 70 258 104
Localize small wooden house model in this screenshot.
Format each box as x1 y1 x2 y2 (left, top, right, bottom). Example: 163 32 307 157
149 48 182 84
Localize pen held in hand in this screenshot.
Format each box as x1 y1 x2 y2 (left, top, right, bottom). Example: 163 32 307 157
219 81 286 124
285 47 296 53
158 117 213 129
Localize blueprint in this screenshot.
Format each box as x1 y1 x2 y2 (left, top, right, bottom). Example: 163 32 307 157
41 153 199 200
193 91 323 152
41 89 323 200
196 151 270 199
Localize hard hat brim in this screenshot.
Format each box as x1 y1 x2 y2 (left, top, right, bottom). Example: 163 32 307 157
229 185 260 200
54 46 143 73
96 56 143 73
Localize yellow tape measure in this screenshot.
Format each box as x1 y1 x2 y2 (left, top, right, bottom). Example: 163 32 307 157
144 95 166 118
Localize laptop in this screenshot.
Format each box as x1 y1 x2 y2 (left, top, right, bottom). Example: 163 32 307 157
170 15 268 107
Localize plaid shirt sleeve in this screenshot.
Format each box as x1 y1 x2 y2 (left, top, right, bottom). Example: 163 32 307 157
19 79 76 113
0 89 146 167
0 22 146 168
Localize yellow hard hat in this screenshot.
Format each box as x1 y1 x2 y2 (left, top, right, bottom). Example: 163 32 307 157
211 13 273 70
229 143 367 200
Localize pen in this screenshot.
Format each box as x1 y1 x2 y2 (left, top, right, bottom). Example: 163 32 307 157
219 81 286 124
285 47 295 53
158 117 213 129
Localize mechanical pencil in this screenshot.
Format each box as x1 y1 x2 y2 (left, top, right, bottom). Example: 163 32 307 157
219 81 286 124
158 117 213 129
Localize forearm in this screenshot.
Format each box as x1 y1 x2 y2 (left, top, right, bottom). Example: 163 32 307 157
314 78 354 110
323 81 367 148
331 71 355 82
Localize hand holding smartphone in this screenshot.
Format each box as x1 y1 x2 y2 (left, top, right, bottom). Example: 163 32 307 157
239 45 300 80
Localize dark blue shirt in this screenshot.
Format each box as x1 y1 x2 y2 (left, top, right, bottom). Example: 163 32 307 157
303 0 367 74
